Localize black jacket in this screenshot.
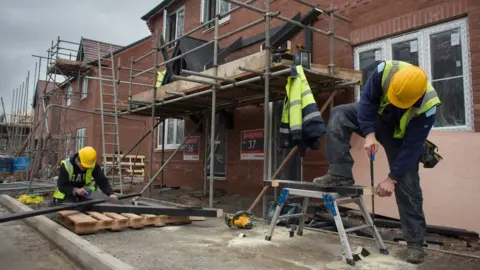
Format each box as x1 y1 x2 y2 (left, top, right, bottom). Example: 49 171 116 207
57 153 114 197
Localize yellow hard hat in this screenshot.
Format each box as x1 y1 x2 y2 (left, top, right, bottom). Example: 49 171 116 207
78 146 96 168
387 65 428 109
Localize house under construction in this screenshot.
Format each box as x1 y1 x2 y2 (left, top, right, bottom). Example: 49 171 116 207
22 0 480 234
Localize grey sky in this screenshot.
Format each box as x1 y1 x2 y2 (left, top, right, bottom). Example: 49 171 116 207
0 0 161 116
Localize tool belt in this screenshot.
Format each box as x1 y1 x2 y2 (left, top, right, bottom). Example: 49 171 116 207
419 139 443 168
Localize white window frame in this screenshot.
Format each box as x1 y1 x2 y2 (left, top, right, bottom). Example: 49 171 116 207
66 85 72 106
157 118 185 150
353 18 472 132
81 77 88 99
163 6 185 43
76 128 86 152
200 0 231 26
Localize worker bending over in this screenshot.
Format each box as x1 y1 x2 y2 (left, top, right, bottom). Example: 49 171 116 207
314 60 441 264
53 146 118 204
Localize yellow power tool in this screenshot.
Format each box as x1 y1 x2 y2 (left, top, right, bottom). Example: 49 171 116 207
225 210 254 230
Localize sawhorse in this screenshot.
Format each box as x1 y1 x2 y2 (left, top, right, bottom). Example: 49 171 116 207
265 187 389 266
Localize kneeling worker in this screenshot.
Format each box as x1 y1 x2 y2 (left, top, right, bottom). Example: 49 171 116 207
314 60 441 264
53 146 118 204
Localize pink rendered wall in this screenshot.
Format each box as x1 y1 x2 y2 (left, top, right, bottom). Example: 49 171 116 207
349 131 480 233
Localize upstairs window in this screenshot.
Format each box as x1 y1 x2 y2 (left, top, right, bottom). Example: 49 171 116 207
163 6 185 44
201 0 231 28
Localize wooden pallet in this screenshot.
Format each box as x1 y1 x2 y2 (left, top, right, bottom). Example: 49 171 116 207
56 210 197 235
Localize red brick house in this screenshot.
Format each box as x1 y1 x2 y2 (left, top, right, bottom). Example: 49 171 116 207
132 0 480 232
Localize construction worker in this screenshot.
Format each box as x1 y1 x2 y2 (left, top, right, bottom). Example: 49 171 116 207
53 146 118 204
313 60 441 264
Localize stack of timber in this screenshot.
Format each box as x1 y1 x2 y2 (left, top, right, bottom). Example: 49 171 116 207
57 210 201 235
103 154 146 178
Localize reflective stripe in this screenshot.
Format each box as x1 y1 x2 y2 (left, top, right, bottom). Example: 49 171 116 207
303 111 322 122
290 100 301 106
279 128 290 133
382 65 399 94
301 89 313 98
290 124 301 131
420 90 438 107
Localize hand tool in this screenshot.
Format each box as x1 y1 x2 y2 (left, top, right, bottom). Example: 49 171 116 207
225 210 254 229
370 145 376 223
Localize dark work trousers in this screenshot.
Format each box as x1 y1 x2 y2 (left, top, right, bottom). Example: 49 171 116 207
325 102 425 246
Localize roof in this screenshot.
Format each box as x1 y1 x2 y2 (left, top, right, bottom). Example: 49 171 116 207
77 38 123 63
141 0 174 21
100 35 152 63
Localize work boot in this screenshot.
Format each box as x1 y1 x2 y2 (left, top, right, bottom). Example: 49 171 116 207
313 173 354 187
406 245 425 264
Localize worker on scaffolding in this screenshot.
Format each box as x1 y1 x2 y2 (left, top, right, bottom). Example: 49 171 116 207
53 146 118 204
313 60 441 264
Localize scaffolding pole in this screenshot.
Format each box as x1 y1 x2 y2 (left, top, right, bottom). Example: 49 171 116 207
148 31 161 198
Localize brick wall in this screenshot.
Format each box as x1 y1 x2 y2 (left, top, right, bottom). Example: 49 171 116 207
138 0 480 194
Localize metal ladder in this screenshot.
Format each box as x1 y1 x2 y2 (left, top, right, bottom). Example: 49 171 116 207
97 43 123 193
265 188 389 266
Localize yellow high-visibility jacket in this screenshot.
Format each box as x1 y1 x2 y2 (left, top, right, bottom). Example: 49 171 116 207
279 65 326 154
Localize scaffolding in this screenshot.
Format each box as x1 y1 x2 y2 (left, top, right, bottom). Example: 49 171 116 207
30 37 89 182
19 0 360 218
80 0 360 216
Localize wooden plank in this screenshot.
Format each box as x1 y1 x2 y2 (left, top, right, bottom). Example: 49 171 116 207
86 211 114 231
189 216 206 221
310 64 362 83
57 210 98 235
162 215 192 225
103 212 129 231
265 180 374 196
121 213 145 229
141 214 166 227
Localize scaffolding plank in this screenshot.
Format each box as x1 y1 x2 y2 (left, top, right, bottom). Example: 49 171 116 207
310 64 363 83
131 50 281 101
131 51 361 106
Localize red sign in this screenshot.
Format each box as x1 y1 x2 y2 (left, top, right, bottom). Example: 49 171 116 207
240 129 264 160
183 136 200 161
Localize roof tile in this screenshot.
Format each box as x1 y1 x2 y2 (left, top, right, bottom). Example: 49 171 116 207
81 38 123 63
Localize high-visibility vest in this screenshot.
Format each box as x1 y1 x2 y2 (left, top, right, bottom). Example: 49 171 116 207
378 60 441 139
156 70 167 88
280 65 324 147
53 158 95 199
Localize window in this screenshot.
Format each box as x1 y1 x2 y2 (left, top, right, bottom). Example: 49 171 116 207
76 128 86 152
354 18 472 131
81 77 88 99
201 0 231 28
157 118 185 149
163 6 185 44
66 85 73 106
206 113 227 180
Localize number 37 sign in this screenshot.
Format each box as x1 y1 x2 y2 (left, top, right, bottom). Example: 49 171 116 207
240 129 264 160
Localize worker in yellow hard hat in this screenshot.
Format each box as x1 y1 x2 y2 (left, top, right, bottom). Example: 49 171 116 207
53 146 118 204
314 60 441 264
